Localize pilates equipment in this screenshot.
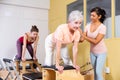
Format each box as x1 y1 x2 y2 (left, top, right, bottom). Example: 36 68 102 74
0 59 11 80
2 58 21 80
2 58 42 80
22 72 42 80
42 65 84 80
80 62 94 80
42 62 93 80
21 59 41 73
21 59 42 80
15 59 42 74
0 59 4 80
0 60 4 70
80 62 93 75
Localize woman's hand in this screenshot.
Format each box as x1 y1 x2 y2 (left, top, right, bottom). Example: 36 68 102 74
73 65 80 72
22 57 26 61
33 56 37 61
81 33 87 39
56 65 64 74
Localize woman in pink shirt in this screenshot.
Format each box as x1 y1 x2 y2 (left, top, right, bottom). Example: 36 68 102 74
44 10 83 73
81 7 107 80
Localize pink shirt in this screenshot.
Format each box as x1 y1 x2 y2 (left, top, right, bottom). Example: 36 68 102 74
53 24 80 45
85 23 107 54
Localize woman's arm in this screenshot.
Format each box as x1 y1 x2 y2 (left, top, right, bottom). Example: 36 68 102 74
56 40 64 73
73 41 80 71
33 36 39 60
82 33 105 45
22 35 27 61
78 28 85 42
79 32 86 42
56 41 61 66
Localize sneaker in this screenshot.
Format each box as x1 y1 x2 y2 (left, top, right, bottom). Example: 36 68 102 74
13 56 21 61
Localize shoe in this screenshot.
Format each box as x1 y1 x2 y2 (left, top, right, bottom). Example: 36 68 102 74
13 56 21 61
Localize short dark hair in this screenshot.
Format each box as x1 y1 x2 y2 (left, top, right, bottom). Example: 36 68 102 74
90 7 106 23
30 25 39 32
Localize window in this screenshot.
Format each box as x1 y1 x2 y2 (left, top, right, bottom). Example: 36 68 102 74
67 0 113 38
115 0 120 37
87 0 112 38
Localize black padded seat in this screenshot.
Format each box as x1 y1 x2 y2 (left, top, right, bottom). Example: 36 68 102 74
42 65 75 70
22 72 42 80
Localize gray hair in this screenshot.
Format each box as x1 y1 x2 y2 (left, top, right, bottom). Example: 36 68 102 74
68 10 83 22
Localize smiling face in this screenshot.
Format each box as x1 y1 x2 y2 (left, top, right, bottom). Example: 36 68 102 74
30 31 38 39
69 19 82 31
90 11 101 23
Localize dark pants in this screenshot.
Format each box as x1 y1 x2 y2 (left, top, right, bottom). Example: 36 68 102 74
15 40 33 60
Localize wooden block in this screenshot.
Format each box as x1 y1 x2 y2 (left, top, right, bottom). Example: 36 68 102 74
34 60 42 72
42 68 56 80
21 59 42 73
56 69 84 80
22 59 34 73
14 61 20 72
84 74 94 80
42 68 85 80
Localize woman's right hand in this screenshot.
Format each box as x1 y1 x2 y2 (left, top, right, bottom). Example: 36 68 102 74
73 65 80 73
22 57 26 61
33 56 37 61
56 65 64 73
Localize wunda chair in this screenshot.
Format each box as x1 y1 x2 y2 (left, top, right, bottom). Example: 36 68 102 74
3 58 21 80
42 65 84 80
21 59 42 80
42 62 93 80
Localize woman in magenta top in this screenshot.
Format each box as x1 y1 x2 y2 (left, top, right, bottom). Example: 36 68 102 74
81 7 107 80
15 25 39 61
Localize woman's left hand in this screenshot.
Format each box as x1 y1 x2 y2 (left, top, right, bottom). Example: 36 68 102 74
81 33 86 39
33 56 37 61
73 65 80 72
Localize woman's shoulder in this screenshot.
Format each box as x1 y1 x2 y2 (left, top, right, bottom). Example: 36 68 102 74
25 32 30 34
23 32 30 38
100 23 106 29
57 24 67 28
55 23 67 31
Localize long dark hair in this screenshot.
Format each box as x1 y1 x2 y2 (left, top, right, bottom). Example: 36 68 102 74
90 7 106 23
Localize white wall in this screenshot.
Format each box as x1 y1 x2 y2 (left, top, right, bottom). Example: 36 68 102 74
0 0 49 65
0 0 49 9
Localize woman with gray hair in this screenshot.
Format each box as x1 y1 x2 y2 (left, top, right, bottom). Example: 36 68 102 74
44 10 83 73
